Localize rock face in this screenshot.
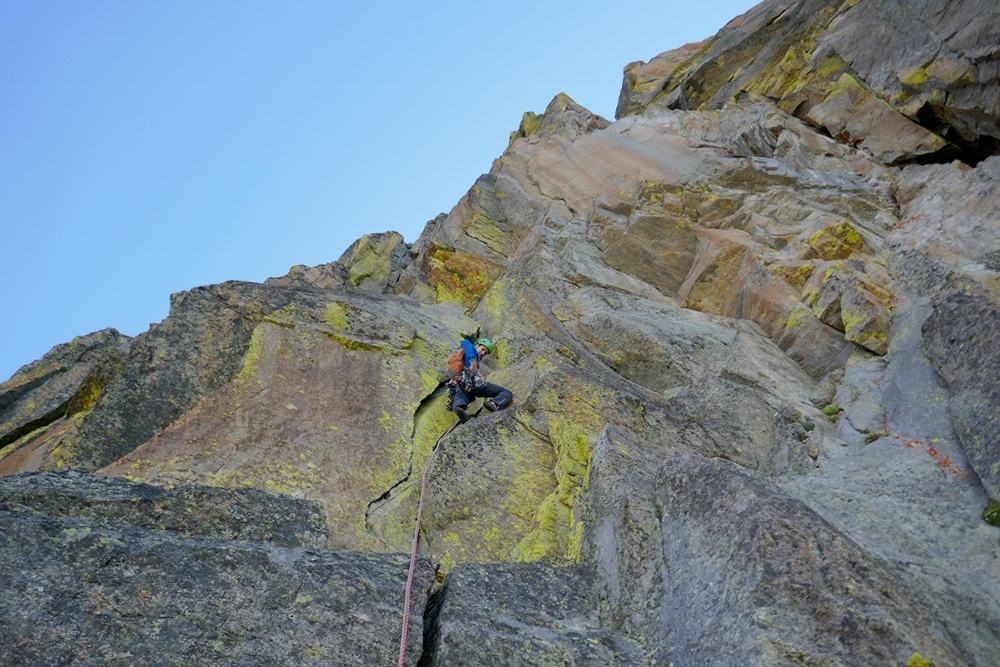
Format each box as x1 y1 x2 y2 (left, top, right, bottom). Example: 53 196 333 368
423 562 647 666
3 0 1000 664
617 0 1000 164
0 480 433 667
0 328 131 472
0 470 328 547
923 290 1000 498
584 427 967 665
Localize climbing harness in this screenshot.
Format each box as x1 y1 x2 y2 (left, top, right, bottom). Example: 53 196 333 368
397 417 461 667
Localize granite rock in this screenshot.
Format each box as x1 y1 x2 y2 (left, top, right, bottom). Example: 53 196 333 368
0 470 328 548
425 563 647 666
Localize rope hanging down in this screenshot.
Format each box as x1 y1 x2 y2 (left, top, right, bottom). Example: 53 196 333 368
397 418 460 667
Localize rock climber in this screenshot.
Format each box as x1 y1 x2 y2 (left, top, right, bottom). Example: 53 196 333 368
446 337 513 423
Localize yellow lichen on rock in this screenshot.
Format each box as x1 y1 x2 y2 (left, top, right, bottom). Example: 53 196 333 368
840 292 891 355
506 111 543 152
465 208 513 257
907 652 934 667
799 259 892 355
236 324 269 384
802 219 867 261
511 372 606 565
323 302 350 331
425 244 504 311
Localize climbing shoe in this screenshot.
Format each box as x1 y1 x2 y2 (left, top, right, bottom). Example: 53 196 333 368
454 407 469 423
484 400 499 412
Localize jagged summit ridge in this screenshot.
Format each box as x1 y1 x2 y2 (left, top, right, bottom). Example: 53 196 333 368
618 0 1000 165
3 0 1000 664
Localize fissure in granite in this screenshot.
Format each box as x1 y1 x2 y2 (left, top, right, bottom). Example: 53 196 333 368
364 381 451 539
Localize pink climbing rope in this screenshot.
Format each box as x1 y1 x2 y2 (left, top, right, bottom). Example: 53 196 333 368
397 419 460 667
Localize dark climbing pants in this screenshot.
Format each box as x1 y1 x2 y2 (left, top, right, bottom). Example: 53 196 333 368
452 381 513 412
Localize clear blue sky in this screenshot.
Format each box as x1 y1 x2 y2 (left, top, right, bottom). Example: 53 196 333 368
1 1 758 381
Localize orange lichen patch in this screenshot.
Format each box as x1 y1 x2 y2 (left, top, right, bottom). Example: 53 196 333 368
936 454 960 473
894 436 972 479
423 244 504 311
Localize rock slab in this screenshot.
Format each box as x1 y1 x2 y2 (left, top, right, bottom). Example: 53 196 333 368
0 474 433 667
425 562 648 666
582 427 966 666
0 470 328 548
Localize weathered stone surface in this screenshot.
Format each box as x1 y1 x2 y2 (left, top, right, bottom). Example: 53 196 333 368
265 260 348 290
617 39 709 118
59 283 299 472
507 92 611 148
7 93 897 569
891 156 1000 270
618 0 1000 164
600 207 698 296
801 259 892 354
802 70 954 164
677 227 762 314
101 287 476 553
923 290 1000 499
0 328 130 468
562 286 815 408
425 563 648 666
583 427 967 666
780 244 1000 666
408 274 823 570
476 96 894 379
337 231 412 292
819 0 1000 160
265 231 412 293
0 470 327 547
887 154 1000 506
422 408 568 568
0 508 432 667
734 257 854 379
4 0 1000 661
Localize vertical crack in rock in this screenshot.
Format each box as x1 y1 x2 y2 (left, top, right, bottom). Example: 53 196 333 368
364 383 449 538
417 574 446 667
